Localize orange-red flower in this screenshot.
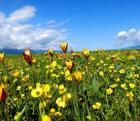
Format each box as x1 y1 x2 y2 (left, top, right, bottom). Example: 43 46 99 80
0 53 5 63
60 42 68 53
48 49 54 57
23 48 32 65
65 60 74 72
75 53 81 58
0 84 7 101
71 49 74 53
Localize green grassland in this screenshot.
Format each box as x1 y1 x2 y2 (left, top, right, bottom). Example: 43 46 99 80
0 49 140 121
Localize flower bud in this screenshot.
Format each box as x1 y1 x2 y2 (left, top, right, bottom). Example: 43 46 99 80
0 84 7 101
60 42 68 53
82 48 90 59
65 60 74 73
23 48 32 65
48 49 54 57
0 53 5 63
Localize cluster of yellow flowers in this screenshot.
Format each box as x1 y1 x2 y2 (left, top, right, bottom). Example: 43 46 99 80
0 42 140 120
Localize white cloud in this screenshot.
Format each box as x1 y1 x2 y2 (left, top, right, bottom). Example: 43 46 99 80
7 5 36 23
117 28 140 44
0 5 67 50
47 19 70 28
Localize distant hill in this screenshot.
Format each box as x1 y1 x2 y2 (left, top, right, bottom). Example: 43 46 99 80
123 45 140 49
0 48 47 54
0 45 140 54
0 48 62 54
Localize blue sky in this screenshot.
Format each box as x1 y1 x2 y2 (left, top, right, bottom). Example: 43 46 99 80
0 0 140 50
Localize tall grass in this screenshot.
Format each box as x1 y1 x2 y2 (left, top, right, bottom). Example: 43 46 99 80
0 49 140 121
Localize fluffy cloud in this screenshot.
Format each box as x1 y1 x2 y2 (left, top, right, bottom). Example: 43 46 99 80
0 5 67 50
7 6 36 23
117 28 140 44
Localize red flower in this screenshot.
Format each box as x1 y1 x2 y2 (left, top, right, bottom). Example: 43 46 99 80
71 49 74 53
48 49 54 57
65 60 74 72
23 48 32 65
0 84 7 101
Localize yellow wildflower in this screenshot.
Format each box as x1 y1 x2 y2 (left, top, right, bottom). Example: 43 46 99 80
32 59 37 64
55 111 62 117
106 88 113 94
22 75 29 81
119 69 125 74
36 83 41 87
131 67 136 71
56 97 66 108
43 84 50 93
62 95 67 102
109 65 114 69
90 56 95 61
59 71 64 75
87 115 91 120
129 83 135 89
134 74 139 78
16 86 21 91
31 87 43 98
45 92 52 98
110 84 117 88
41 114 51 121
46 65 49 69
99 71 104 76
65 69 72 81
92 102 101 109
21 94 25 97
73 71 82 83
126 91 134 101
58 84 67 94
50 108 56 113
50 61 57 68
28 86 33 90
65 75 72 81
114 77 120 82
67 93 72 99
65 69 71 76
13 98 18 102
51 73 57 78
13 70 20 78
121 84 127 90
100 60 104 64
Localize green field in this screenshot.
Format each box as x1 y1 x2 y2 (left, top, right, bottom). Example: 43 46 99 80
0 48 140 121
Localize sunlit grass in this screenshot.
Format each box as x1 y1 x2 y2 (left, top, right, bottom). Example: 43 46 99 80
0 45 140 121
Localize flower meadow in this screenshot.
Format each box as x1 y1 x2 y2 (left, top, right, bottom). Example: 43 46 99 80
0 42 140 121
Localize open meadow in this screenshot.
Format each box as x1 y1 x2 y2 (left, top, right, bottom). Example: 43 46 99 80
0 43 140 121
